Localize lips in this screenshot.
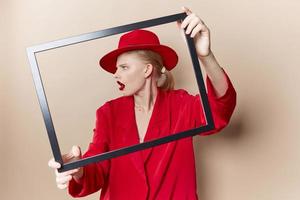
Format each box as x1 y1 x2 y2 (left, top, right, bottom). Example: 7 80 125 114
117 81 125 91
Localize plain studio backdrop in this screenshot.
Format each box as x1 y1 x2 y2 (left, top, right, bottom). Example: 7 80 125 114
1 0 300 200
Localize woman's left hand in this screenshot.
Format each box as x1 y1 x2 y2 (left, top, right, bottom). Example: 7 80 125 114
179 7 211 57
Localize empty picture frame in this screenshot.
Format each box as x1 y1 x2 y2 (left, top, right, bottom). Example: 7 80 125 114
27 12 215 172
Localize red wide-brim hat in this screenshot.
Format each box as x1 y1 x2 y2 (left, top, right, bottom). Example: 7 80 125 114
99 29 178 74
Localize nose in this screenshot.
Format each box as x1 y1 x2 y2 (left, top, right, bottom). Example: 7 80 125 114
113 68 119 79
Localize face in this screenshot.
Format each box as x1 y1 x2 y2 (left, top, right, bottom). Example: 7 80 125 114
114 52 152 96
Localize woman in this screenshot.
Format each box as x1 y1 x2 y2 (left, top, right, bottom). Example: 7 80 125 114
49 7 236 200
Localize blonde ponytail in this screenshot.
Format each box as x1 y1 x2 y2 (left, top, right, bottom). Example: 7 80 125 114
157 68 175 91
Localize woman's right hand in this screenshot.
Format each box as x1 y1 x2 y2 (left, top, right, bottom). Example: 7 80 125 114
48 145 84 189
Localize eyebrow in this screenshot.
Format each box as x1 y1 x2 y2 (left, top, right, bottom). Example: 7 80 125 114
116 63 128 67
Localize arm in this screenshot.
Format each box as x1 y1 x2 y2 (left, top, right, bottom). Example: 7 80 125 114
179 6 228 98
179 7 236 134
68 104 111 197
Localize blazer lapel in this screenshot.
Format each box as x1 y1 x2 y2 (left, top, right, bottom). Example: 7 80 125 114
117 90 169 179
118 96 147 180
142 89 169 163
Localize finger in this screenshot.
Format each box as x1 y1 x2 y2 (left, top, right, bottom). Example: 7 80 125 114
55 168 79 177
62 151 75 162
180 13 195 30
48 158 61 169
176 20 182 29
181 6 192 15
191 24 209 38
185 17 201 35
56 175 73 185
62 145 81 162
55 168 79 178
57 183 68 190
190 24 202 38
71 145 82 158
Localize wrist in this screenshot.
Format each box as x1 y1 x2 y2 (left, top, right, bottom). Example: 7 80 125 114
198 50 213 61
198 51 219 69
198 51 223 74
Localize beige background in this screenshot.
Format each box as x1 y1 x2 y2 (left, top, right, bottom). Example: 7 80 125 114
1 0 300 200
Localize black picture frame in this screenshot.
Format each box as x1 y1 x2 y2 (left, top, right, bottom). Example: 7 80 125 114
27 12 215 172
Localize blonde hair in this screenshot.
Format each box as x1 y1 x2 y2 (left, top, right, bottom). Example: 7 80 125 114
132 50 175 91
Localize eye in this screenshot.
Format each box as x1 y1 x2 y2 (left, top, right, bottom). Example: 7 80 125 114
119 65 128 70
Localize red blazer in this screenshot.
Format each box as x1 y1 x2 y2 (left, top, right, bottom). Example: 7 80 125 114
69 72 236 200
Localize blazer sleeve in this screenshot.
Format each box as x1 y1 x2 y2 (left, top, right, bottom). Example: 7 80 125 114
193 69 237 135
68 103 111 197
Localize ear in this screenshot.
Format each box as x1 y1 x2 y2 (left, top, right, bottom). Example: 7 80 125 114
144 64 154 78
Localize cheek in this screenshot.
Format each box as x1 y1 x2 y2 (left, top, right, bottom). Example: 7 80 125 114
129 75 145 88
125 72 145 90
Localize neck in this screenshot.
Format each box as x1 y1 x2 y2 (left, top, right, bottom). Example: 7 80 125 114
134 77 158 113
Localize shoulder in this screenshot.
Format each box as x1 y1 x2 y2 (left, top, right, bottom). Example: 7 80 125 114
164 89 197 102
95 96 131 115
159 89 199 111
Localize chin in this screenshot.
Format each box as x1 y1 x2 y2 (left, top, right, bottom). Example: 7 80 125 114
120 90 134 96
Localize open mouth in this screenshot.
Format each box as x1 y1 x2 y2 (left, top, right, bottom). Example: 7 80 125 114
117 81 125 91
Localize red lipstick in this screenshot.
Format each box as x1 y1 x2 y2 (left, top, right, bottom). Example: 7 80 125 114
117 81 125 91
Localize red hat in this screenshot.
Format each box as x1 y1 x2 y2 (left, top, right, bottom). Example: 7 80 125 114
99 29 178 74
